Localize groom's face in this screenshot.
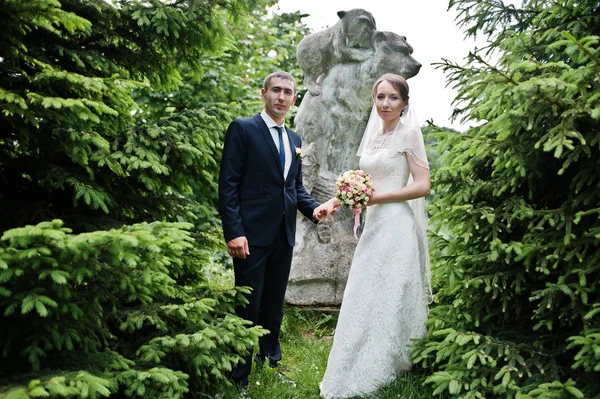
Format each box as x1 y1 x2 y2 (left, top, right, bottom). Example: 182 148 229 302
261 77 297 124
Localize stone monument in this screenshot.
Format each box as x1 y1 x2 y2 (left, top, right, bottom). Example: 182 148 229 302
286 9 422 305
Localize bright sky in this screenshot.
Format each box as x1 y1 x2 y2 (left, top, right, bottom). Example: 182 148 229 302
271 0 487 131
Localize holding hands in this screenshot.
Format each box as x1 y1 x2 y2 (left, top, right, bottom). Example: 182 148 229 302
228 197 342 260
313 199 340 221
312 169 376 222
229 200 338 260
228 167 375 260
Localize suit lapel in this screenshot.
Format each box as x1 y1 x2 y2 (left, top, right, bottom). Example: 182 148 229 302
254 114 281 172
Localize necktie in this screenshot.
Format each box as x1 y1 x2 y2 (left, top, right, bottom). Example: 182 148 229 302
275 126 285 173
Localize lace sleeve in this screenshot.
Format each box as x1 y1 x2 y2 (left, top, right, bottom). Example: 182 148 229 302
391 114 429 169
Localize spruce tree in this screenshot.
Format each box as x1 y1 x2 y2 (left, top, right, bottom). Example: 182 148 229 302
412 1 600 397
135 4 311 120
0 0 272 397
0 0 258 232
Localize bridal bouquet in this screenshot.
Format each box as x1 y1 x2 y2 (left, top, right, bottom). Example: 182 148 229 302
335 170 374 238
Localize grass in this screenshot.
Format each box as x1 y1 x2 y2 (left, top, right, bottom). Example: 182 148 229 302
205 306 445 399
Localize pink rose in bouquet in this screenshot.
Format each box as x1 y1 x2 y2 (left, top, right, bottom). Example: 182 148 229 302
335 170 375 238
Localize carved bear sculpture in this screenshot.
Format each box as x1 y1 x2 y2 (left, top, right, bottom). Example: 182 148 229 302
296 9 376 97
296 30 422 183
287 26 422 306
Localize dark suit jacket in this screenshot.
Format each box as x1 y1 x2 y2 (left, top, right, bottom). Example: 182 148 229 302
218 113 319 247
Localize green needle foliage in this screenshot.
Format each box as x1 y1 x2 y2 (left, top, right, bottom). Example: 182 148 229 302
0 0 258 232
134 2 311 120
0 220 265 397
412 1 600 398
0 0 276 397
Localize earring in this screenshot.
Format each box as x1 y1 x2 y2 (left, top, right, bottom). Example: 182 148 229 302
401 104 410 117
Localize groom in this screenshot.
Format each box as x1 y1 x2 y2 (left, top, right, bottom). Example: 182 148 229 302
218 71 332 390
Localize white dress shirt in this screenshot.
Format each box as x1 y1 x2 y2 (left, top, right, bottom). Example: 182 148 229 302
261 110 292 179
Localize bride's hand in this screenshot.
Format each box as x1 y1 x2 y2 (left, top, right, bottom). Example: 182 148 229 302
313 198 340 221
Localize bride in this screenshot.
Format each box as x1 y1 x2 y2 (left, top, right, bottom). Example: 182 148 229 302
319 73 432 398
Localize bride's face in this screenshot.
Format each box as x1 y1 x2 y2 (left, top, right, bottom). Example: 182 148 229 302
374 80 406 123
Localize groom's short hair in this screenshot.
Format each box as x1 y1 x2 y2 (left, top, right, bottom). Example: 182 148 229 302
263 71 297 93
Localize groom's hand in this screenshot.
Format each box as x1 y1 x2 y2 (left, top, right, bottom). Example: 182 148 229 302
313 202 337 221
227 236 250 259
313 205 329 221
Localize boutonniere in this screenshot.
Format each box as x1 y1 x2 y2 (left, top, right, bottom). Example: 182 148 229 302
295 147 303 159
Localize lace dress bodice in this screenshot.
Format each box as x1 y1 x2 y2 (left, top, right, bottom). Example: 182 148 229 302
362 135 411 195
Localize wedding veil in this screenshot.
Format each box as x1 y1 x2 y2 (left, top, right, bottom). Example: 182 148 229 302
357 104 428 167
357 104 433 303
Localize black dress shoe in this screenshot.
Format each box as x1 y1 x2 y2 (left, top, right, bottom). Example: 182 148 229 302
254 354 278 368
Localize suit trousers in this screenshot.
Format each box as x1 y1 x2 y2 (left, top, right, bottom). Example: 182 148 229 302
231 220 293 382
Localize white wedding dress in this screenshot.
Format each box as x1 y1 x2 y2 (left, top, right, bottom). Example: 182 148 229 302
320 139 429 398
